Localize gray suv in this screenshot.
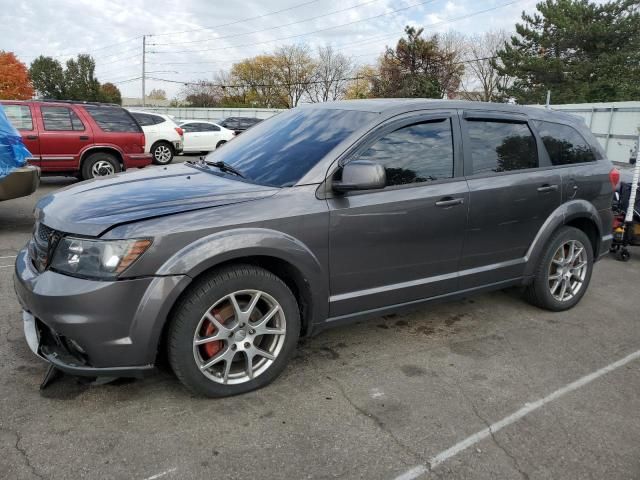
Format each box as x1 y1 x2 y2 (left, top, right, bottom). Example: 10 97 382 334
14 100 617 397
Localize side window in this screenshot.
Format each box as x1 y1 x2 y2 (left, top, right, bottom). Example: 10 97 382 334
41 106 85 131
181 123 196 132
84 106 141 132
3 105 33 130
466 120 537 174
201 123 220 132
150 114 165 125
356 119 454 187
532 120 597 165
132 112 153 126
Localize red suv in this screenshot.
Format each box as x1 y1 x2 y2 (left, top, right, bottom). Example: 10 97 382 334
0 100 152 179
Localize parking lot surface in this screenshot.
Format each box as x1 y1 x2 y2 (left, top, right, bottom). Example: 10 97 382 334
1 169 639 480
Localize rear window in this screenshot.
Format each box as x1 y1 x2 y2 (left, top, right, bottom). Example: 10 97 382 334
84 106 141 132
466 120 538 174
532 120 597 165
203 108 377 187
41 106 85 131
3 104 33 130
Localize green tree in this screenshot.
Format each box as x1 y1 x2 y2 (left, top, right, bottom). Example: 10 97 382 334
372 26 464 99
99 82 122 104
64 54 101 101
29 56 65 99
496 0 640 104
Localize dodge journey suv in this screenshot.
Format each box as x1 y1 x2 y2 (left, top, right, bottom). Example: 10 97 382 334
14 100 617 397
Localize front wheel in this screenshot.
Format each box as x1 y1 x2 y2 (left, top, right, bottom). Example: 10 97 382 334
167 265 300 397
524 226 593 311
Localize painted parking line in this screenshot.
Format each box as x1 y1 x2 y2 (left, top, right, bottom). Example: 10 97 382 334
393 348 640 479
0 265 13 269
0 255 16 259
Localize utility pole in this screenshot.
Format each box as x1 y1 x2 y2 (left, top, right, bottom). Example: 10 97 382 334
142 35 146 107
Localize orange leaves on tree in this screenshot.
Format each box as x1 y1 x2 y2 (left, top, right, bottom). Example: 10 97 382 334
0 51 34 100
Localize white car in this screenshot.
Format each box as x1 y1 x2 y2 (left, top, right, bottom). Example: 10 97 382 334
180 121 235 153
129 110 184 165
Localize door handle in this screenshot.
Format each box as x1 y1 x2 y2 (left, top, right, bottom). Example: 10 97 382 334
435 197 464 207
26 135 38 140
537 184 558 193
79 135 89 141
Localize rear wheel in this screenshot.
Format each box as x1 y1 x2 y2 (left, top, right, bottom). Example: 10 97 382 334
81 152 120 180
167 265 300 397
151 141 174 165
524 226 593 311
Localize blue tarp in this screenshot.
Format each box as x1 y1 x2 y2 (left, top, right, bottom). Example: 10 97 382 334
0 104 31 179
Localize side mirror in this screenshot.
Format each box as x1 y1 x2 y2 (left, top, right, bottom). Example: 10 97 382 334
333 160 386 193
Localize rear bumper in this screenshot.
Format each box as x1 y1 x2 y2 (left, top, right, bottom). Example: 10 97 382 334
173 140 183 154
0 166 40 201
124 153 153 169
14 246 189 375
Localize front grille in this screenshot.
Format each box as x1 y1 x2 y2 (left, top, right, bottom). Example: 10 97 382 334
30 222 62 272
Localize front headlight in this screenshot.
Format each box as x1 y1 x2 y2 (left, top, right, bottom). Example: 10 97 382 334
49 237 152 279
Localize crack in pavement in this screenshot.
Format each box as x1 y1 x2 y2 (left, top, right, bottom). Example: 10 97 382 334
2 427 46 480
325 374 423 465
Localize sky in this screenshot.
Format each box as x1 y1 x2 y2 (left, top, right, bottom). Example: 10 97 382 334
0 0 547 99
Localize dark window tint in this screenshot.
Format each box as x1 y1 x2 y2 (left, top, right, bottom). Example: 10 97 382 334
41 106 85 131
356 119 453 187
203 109 376 187
131 112 155 126
84 106 141 132
532 120 597 165
200 123 219 132
466 120 537 174
3 105 33 130
149 114 165 125
180 123 197 132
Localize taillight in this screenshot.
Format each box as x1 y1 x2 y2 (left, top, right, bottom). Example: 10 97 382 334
609 168 620 189
175 127 184 137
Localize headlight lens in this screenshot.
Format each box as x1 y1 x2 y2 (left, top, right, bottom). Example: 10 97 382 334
50 237 152 279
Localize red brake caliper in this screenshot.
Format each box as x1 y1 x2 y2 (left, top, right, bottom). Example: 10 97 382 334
200 308 224 359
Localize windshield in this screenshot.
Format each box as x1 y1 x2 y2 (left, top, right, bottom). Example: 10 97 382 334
204 108 377 187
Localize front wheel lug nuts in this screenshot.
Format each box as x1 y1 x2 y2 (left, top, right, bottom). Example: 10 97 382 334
231 344 237 351
249 329 255 335
244 342 250 348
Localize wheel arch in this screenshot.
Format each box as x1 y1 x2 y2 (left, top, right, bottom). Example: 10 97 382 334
524 199 603 278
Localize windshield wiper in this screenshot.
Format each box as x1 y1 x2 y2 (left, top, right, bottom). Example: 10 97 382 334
204 160 245 179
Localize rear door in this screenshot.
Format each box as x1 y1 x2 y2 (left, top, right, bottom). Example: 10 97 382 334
459 111 561 289
37 105 92 171
2 103 40 167
327 111 469 317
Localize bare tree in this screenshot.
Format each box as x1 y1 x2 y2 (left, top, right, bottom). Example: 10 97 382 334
307 46 353 103
460 31 513 102
273 44 316 107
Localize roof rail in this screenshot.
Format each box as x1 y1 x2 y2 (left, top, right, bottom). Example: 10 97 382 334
38 99 120 107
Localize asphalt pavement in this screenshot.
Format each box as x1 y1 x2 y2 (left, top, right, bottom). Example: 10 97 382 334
0 167 639 480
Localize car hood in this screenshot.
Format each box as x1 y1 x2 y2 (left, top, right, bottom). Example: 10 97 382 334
36 163 279 236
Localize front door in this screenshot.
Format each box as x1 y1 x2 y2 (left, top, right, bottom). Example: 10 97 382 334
327 112 469 318
2 103 40 167
459 112 562 289
37 105 92 171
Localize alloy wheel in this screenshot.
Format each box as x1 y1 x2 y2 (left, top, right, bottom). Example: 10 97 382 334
91 160 115 177
154 145 172 163
193 290 286 385
548 239 588 302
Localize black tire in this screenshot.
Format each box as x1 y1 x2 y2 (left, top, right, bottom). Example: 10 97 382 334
215 140 227 149
167 264 300 397
151 141 174 165
81 152 121 180
615 249 631 262
524 226 594 311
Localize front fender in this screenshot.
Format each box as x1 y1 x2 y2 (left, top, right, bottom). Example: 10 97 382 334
156 227 328 331
523 199 603 277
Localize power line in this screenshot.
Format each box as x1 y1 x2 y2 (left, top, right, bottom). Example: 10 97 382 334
149 0 439 54
149 0 388 46
150 0 323 37
19 35 142 60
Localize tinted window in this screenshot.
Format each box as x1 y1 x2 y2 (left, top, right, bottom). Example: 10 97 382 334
533 120 597 165
131 112 154 126
149 114 165 125
3 105 33 130
180 123 198 132
41 106 85 131
203 108 376 187
356 120 453 187
200 123 219 132
84 106 141 132
466 120 537 174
